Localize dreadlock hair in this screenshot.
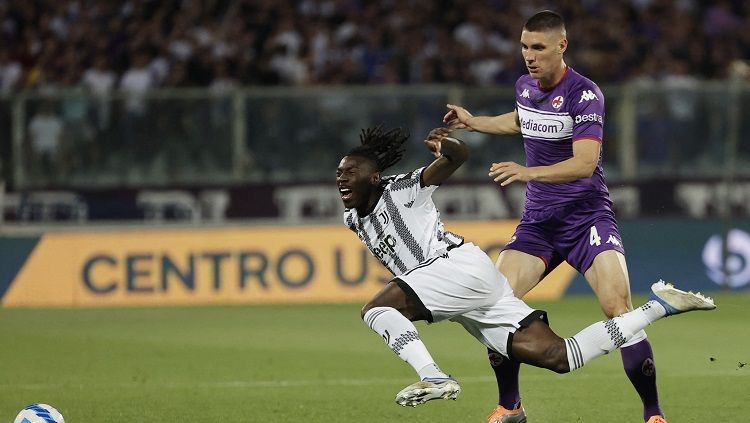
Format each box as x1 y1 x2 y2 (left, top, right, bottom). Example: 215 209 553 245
347 126 409 172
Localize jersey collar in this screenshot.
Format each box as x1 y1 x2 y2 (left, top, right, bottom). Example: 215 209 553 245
538 66 570 93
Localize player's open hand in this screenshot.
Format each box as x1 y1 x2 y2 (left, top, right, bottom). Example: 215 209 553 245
424 127 451 158
489 161 534 186
443 104 473 130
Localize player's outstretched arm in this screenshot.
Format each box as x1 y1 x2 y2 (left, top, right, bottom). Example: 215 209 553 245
421 127 468 187
443 104 521 136
489 138 600 186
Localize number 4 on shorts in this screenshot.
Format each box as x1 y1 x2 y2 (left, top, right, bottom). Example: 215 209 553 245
589 225 602 246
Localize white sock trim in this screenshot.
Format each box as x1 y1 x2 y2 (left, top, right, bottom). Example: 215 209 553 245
639 300 667 323
363 306 392 329
417 363 447 379
565 337 585 371
621 329 647 348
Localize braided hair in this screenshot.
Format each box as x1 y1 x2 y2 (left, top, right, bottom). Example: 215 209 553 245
347 126 409 172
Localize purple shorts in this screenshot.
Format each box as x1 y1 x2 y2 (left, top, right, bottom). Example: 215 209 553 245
503 197 625 274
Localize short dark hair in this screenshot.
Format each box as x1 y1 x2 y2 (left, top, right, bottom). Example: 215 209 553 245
524 10 565 32
347 126 408 172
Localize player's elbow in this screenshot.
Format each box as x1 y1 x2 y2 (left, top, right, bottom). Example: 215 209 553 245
454 143 469 164
577 159 597 179
580 166 595 179
443 137 469 164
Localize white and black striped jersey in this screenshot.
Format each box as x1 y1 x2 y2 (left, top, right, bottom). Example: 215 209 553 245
343 167 464 276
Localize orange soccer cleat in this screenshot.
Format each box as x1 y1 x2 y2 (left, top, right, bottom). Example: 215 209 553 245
487 405 527 423
646 416 667 423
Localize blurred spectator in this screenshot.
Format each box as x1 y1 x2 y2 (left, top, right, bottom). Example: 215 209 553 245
119 51 155 112
82 55 116 131
209 61 238 93
119 50 155 166
663 59 702 169
0 50 22 93
27 102 65 180
704 0 742 36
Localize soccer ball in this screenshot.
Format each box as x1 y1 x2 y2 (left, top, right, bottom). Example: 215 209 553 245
14 404 64 423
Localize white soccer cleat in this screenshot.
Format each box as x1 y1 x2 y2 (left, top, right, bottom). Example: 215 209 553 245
395 377 461 407
649 280 716 316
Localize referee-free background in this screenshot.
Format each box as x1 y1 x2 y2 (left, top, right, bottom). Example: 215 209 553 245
1 1 749 421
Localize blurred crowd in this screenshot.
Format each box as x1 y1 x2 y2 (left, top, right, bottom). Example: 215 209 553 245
0 0 748 94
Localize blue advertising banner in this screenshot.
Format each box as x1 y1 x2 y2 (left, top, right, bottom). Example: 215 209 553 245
566 219 750 294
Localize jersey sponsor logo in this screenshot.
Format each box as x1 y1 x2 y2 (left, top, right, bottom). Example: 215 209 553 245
373 234 398 260
551 95 564 109
578 90 599 103
521 88 530 98
516 105 573 140
574 113 603 124
520 117 564 133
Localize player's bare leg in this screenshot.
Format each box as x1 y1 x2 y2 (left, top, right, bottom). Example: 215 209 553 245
585 250 662 422
361 281 460 407
487 250 546 422
496 250 547 298
510 282 714 374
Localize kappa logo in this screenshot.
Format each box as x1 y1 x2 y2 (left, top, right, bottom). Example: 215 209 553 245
606 235 622 247
521 88 530 98
551 95 564 109
579 90 599 103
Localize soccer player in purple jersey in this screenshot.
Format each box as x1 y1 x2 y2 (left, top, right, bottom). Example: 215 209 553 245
443 10 671 423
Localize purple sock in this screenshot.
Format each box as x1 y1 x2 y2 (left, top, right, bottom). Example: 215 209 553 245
488 348 521 409
620 338 662 421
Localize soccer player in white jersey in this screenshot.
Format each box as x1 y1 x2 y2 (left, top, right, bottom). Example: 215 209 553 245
443 10 670 423
337 125 714 412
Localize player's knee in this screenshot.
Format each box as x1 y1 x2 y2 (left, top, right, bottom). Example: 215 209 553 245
360 302 377 320
601 299 631 318
597 290 631 318
361 301 403 320
360 291 397 319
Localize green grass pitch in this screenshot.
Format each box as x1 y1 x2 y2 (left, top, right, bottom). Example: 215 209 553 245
1 293 748 422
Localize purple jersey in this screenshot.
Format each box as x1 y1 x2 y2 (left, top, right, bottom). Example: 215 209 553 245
515 67 609 210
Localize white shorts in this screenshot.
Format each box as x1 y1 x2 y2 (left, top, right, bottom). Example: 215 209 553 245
397 243 541 358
